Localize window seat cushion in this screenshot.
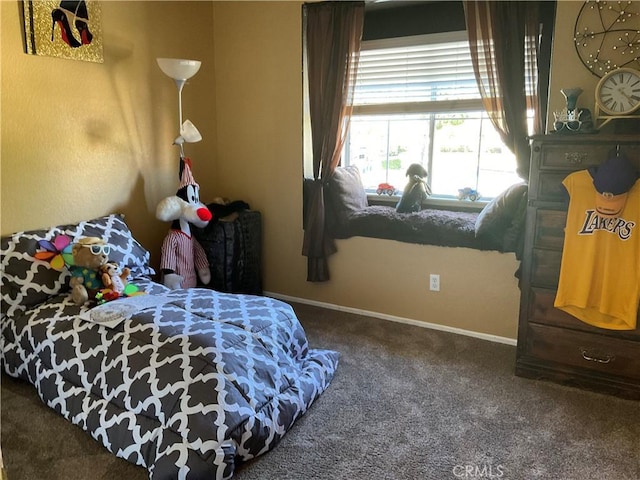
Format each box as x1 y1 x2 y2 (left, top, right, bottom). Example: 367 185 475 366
324 166 525 253
328 205 500 250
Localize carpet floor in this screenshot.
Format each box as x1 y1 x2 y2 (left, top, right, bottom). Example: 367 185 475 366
2 302 639 479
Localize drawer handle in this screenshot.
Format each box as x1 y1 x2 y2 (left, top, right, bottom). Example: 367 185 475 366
579 347 614 364
565 152 587 164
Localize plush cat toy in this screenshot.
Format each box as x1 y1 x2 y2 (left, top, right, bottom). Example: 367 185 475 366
156 157 212 289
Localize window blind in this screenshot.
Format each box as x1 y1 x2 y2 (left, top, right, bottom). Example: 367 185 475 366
354 32 481 105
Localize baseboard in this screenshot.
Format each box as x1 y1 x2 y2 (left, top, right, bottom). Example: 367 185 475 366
265 291 518 346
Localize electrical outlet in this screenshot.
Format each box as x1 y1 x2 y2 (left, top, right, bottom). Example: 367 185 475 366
429 274 440 292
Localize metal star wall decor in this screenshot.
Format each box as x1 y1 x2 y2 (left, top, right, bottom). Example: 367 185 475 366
574 0 640 78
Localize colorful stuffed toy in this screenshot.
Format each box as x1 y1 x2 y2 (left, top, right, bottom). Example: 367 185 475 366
34 234 73 271
95 261 143 304
156 157 212 289
69 237 110 305
99 261 130 294
34 234 141 305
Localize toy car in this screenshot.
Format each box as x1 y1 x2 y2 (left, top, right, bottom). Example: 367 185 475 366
457 187 480 201
376 183 396 196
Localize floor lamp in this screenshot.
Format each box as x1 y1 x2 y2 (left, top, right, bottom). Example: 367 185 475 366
156 58 202 157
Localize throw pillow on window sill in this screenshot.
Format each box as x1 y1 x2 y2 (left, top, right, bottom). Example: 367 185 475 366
474 182 528 250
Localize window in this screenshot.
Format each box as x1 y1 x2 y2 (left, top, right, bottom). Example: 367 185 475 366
344 32 524 202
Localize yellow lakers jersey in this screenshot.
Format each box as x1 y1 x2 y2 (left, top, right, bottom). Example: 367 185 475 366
554 170 640 330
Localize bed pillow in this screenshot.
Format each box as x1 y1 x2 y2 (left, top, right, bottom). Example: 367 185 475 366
475 182 528 249
1 214 154 319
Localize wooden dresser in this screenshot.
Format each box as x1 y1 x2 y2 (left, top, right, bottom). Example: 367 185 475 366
516 134 640 399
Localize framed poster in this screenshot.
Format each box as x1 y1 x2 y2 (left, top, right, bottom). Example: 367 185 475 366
22 1 103 63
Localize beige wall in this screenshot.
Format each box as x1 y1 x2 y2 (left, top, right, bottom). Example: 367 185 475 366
2 1 591 341
1 0 217 263
548 1 606 131
212 1 521 340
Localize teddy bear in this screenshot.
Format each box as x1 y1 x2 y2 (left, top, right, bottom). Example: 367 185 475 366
69 237 110 305
99 261 131 295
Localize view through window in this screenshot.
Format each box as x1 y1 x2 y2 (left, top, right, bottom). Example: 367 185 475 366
344 32 524 201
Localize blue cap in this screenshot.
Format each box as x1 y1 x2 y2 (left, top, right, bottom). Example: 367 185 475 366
588 154 639 217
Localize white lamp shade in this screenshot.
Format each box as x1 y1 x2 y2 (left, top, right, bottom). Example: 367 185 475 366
174 120 202 145
157 58 201 81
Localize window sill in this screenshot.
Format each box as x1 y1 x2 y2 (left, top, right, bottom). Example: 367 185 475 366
367 194 487 213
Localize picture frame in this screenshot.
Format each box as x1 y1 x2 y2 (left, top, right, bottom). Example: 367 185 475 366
22 0 103 63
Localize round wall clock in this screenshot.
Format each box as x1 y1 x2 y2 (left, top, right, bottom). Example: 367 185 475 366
595 67 640 115
574 0 640 78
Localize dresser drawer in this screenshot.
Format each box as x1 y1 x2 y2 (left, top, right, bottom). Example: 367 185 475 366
534 209 566 249
529 287 585 329
528 287 640 340
529 142 640 202
537 143 613 170
530 248 561 288
525 323 640 380
530 171 570 203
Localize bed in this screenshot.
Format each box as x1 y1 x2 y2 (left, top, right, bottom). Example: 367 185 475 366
1 214 339 479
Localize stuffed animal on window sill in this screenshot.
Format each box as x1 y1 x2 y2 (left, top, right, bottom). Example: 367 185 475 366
156 157 212 290
69 237 110 305
396 163 431 213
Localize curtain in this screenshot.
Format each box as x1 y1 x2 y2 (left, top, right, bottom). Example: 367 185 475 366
302 1 364 282
464 1 553 180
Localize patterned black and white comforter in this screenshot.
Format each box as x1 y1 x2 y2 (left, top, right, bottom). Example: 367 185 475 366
1 278 339 479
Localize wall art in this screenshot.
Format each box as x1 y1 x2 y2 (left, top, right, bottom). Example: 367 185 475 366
574 0 640 78
22 1 103 63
